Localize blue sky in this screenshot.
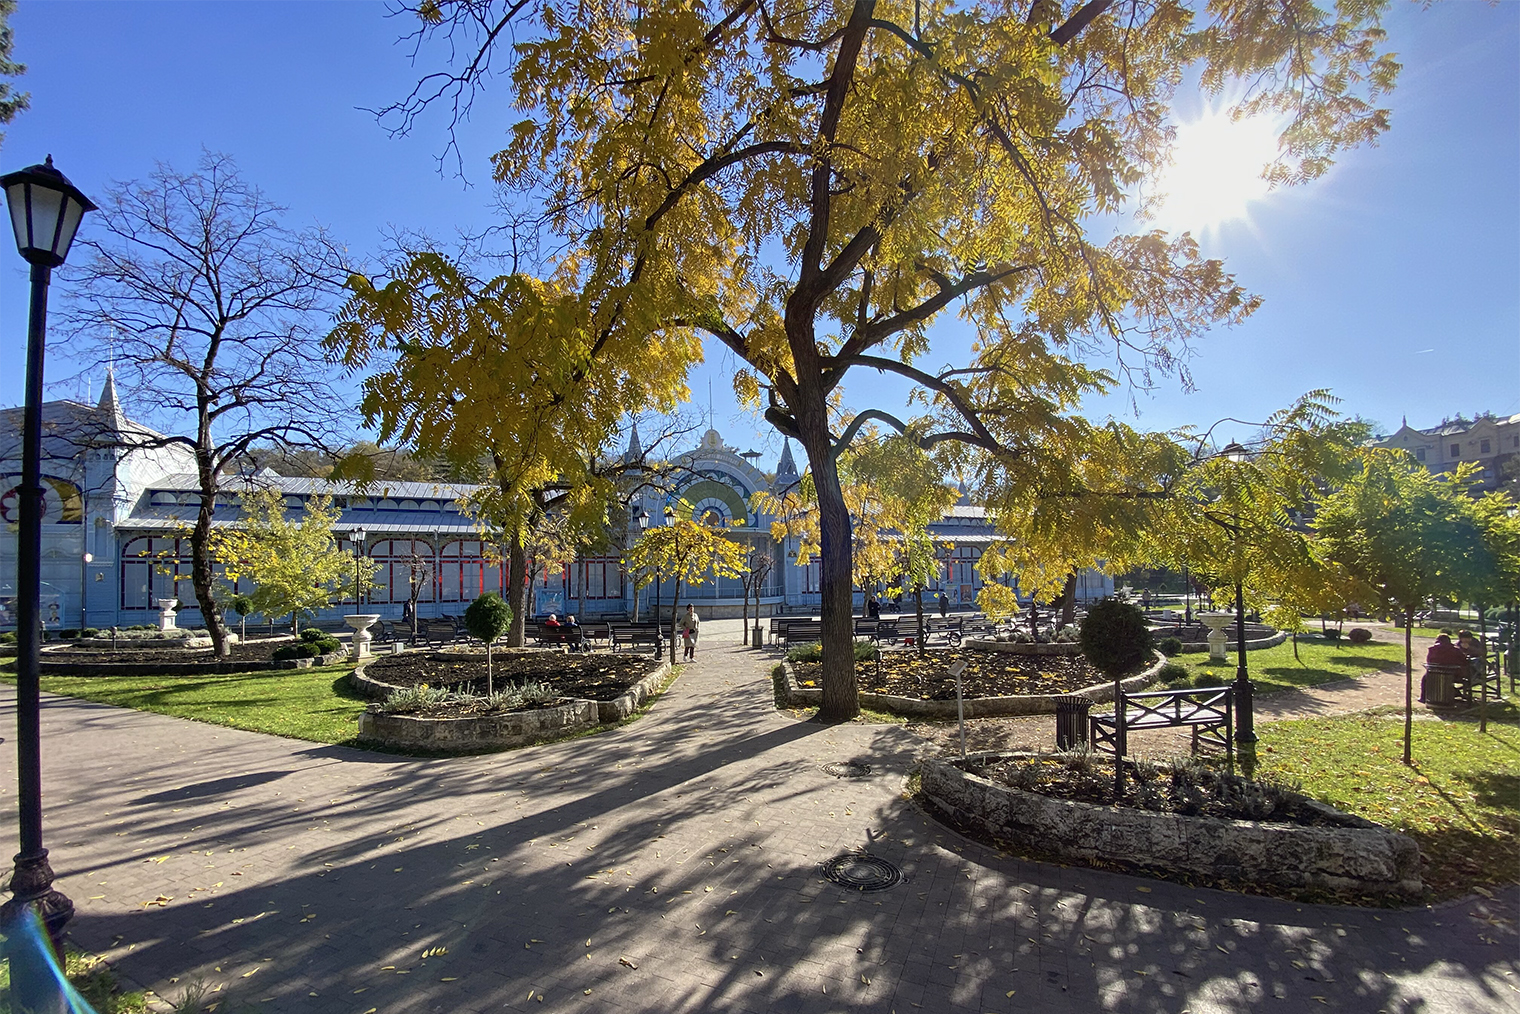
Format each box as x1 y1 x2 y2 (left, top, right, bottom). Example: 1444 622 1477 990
2 1 1516 470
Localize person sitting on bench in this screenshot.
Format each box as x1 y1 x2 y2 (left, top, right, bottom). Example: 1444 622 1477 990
1423 633 1469 702
563 614 589 652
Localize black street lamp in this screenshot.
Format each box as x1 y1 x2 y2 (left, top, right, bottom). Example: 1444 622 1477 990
1220 441 1256 745
631 508 649 620
351 528 368 604
2 155 97 1005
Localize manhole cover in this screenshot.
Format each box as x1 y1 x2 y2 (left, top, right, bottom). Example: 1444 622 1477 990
821 761 872 778
821 853 902 892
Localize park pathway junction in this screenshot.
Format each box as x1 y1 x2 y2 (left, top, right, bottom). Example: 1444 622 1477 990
2 618 1516 1013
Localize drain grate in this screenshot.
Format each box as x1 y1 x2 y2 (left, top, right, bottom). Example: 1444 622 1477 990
821 853 902 892
821 761 872 779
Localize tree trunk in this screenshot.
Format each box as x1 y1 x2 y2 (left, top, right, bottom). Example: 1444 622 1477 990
487 642 494 698
801 420 858 722
506 533 529 647
1478 605 1488 734
1403 605 1414 767
1060 573 1076 628
291 610 299 636
669 581 682 665
741 573 751 645
914 585 925 659
190 473 231 658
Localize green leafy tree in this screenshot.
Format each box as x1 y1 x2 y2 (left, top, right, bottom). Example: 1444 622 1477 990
381 0 1401 720
625 518 748 663
1317 456 1498 765
464 592 513 696
213 490 376 635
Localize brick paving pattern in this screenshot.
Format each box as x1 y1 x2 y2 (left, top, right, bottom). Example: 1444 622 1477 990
1 620 1515 1012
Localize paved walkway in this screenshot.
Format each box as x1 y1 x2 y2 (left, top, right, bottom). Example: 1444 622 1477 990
2 624 1516 1013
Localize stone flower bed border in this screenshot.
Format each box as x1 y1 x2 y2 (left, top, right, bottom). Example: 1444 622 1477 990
351 655 672 752
777 652 1170 718
37 637 343 676
1148 629 1288 654
921 751 1421 899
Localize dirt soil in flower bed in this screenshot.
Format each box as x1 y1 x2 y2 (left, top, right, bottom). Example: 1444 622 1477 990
43 637 296 665
365 651 661 701
964 754 1339 827
790 650 1134 700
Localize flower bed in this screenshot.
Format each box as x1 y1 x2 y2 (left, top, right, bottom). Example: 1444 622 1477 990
922 751 1421 899
778 651 1168 718
353 652 671 751
36 637 343 675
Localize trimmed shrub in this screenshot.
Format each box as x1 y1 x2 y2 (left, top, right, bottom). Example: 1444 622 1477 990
1157 636 1184 657
300 627 331 644
1054 624 1079 644
229 595 253 617
82 627 100 638
59 629 80 639
1348 627 1373 644
1079 598 1153 678
0 632 15 645
272 642 323 661
464 592 513 645
1320 628 1342 640
786 641 822 663
1157 661 1192 686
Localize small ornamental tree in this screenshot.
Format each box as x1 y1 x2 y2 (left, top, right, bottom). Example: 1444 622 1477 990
625 518 748 664
464 592 513 696
229 594 253 643
1080 596 1155 794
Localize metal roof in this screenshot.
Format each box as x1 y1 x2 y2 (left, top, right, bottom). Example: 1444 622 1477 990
146 471 481 501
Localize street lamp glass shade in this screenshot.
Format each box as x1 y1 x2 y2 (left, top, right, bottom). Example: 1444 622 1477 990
662 505 675 523
1221 441 1249 463
352 528 367 544
2 156 97 267
633 507 649 530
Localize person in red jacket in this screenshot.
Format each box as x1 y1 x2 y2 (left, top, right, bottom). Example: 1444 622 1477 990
1422 634 1469 703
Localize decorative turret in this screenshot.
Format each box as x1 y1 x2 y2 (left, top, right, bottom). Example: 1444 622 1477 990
623 420 644 466
774 438 799 491
96 365 127 433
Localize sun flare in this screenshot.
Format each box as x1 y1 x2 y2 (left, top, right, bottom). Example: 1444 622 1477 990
1154 110 1284 233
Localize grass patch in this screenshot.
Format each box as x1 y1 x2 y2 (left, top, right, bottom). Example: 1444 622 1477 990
12 664 367 745
1161 635 1407 694
0 947 148 1014
1258 708 1520 900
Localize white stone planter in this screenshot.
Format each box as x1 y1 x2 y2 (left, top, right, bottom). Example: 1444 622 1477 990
1199 612 1233 661
157 598 178 631
344 613 382 659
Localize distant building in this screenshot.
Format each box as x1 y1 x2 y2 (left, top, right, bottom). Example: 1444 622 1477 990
1373 413 1520 491
0 382 1112 629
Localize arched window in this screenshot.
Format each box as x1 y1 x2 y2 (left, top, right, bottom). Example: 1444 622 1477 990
369 539 436 604
120 536 196 610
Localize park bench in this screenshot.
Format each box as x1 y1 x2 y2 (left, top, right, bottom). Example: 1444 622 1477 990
924 617 964 645
610 623 665 655
853 618 900 644
1089 685 1234 758
777 619 823 646
418 617 463 647
579 621 611 649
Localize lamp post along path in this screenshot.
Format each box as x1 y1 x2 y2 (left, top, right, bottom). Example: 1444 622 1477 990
2 155 97 1009
1220 442 1257 747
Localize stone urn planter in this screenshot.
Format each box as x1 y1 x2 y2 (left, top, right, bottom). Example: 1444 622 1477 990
1199 611 1233 661
157 598 178 631
344 613 382 659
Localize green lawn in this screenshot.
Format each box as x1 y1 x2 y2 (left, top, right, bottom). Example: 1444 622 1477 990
1258 707 1520 900
1164 634 1408 694
0 947 148 1014
17 664 369 746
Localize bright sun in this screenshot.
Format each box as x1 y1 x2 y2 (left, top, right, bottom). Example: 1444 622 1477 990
1153 110 1284 233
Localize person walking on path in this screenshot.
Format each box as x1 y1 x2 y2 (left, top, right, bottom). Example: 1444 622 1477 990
680 604 700 660
938 593 949 617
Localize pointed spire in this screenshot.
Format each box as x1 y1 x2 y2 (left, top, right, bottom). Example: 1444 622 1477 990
97 365 126 431
622 420 644 465
774 438 799 490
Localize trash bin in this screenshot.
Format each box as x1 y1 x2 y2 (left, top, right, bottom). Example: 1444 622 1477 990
753 623 764 649
1055 695 1091 751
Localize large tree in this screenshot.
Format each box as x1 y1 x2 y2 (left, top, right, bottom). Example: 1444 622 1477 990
62 153 350 656
384 0 1399 719
0 0 28 147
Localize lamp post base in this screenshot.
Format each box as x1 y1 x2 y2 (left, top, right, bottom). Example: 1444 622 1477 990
1 849 74 1014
